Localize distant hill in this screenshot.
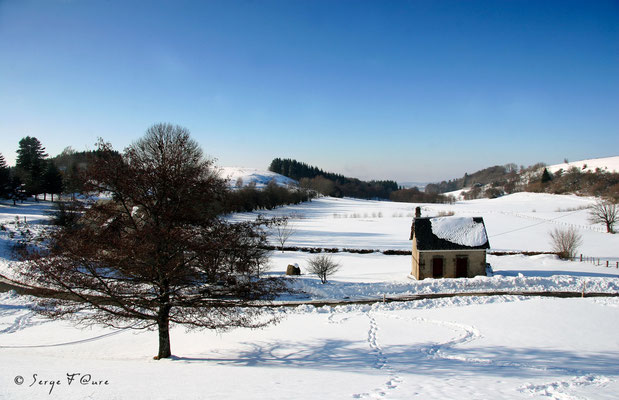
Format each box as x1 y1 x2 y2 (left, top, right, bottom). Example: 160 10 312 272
219 167 298 189
268 158 399 199
546 156 619 175
398 181 429 190
424 164 521 195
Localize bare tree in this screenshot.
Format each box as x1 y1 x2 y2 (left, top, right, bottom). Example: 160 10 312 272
274 218 295 252
307 254 341 284
16 123 288 359
549 227 583 259
589 200 618 233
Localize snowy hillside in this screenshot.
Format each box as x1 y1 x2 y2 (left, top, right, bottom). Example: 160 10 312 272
219 167 298 189
546 156 619 174
1 193 619 399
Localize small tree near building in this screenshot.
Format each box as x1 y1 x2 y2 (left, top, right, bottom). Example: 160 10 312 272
307 254 340 284
549 227 583 259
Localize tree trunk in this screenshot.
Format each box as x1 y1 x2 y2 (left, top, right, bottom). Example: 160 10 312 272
156 305 172 359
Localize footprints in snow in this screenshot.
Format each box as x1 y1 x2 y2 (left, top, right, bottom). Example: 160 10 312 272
0 309 46 334
519 375 611 400
352 312 403 399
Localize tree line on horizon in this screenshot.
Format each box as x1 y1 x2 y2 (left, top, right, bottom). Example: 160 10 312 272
0 138 120 204
268 158 455 203
0 138 313 212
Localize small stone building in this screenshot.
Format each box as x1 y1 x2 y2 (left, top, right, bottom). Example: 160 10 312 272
409 211 490 279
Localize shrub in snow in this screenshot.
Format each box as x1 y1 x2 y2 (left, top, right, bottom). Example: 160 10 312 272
307 254 340 284
549 227 583 259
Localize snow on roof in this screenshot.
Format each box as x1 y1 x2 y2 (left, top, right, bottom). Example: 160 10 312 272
412 217 489 250
430 217 488 247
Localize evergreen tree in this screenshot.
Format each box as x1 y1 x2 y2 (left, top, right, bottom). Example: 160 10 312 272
541 168 552 184
42 161 64 201
8 174 26 205
15 136 48 199
0 153 10 198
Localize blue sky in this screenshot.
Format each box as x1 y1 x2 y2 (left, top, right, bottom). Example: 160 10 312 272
1 0 617 182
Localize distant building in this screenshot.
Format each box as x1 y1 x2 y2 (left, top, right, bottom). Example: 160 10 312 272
409 207 490 279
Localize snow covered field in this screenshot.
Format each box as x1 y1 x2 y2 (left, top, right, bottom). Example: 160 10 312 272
1 193 619 399
546 156 619 175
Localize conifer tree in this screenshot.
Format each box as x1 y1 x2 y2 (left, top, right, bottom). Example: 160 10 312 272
541 168 552 184
42 161 64 201
0 153 10 198
15 136 48 199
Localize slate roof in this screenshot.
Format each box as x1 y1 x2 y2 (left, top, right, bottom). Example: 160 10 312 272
410 217 490 251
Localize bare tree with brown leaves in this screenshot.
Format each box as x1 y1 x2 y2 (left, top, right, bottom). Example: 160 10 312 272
549 227 583 259
306 254 341 284
589 199 618 233
16 123 288 359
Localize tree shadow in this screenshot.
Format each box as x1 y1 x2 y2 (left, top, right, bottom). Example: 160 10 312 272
169 339 619 379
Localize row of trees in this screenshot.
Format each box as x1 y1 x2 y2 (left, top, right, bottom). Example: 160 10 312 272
222 180 314 213
0 137 66 203
389 186 455 204
269 158 398 199
526 167 619 201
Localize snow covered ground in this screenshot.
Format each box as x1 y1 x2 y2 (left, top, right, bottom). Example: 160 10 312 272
219 167 298 188
1 193 619 399
546 156 619 174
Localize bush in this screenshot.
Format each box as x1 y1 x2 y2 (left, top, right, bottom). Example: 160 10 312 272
306 254 341 284
50 200 83 227
549 227 583 259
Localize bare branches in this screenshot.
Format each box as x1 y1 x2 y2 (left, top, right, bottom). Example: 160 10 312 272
16 124 289 359
589 199 618 233
274 218 295 252
549 227 583 259
306 254 341 284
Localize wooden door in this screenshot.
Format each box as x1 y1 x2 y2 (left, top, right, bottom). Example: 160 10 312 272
456 256 468 278
432 257 443 278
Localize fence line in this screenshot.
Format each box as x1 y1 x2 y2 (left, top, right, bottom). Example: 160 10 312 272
575 254 619 268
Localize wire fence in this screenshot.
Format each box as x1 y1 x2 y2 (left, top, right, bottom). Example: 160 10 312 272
574 254 619 268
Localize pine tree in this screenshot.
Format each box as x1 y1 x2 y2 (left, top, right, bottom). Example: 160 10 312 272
42 161 64 201
0 153 10 198
541 168 552 184
15 136 48 199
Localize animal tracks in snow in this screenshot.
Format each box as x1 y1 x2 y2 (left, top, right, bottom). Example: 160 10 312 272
0 310 46 334
351 312 403 399
349 309 614 399
519 375 612 400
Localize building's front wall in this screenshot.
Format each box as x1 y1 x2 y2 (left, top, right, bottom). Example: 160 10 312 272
411 237 486 279
411 234 420 278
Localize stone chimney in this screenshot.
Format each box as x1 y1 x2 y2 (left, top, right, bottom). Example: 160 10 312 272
415 206 421 218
